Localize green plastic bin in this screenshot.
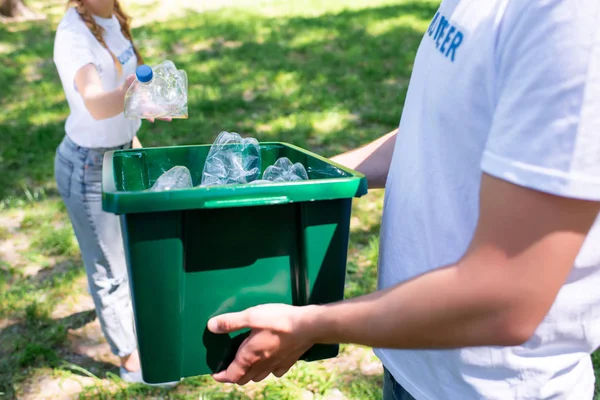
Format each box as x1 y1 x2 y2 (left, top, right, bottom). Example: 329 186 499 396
102 142 367 384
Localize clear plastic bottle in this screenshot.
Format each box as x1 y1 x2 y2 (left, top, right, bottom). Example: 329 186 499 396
124 60 188 120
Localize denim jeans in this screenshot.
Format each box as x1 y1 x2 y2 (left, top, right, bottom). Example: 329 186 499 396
383 368 418 400
54 135 137 357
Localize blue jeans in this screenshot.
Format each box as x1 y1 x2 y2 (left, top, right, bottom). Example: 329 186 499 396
383 368 418 400
54 135 137 357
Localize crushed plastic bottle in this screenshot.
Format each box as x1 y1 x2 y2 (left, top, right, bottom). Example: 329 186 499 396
150 166 193 191
149 133 311 190
262 157 309 182
200 131 262 187
124 60 188 120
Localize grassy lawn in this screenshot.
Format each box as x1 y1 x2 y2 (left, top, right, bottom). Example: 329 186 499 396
0 0 598 399
0 0 430 397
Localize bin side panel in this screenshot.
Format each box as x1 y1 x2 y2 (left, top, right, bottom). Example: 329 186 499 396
121 212 184 383
180 204 298 376
300 198 353 362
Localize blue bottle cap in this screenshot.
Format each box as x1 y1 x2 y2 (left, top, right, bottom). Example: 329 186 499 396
136 65 153 83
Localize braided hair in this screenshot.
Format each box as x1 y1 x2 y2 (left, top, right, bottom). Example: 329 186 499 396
66 0 144 76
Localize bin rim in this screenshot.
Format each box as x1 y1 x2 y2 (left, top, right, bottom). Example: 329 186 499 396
102 141 368 214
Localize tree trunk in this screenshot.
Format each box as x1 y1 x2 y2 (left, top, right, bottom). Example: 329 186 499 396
0 0 37 19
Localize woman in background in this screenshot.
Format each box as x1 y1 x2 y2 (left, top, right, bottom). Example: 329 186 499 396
53 0 171 385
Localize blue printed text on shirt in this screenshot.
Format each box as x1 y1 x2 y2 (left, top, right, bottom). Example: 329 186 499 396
117 46 135 65
427 12 463 62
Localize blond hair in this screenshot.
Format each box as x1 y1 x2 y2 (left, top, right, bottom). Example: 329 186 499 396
67 0 144 76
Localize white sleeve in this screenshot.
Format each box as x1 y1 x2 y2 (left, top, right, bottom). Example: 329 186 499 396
53 26 96 90
481 0 600 201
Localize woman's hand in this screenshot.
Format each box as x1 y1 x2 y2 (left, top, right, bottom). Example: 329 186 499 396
122 74 174 123
75 67 176 122
146 116 172 123
121 74 136 95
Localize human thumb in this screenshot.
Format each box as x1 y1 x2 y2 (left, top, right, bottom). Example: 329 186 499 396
207 311 250 334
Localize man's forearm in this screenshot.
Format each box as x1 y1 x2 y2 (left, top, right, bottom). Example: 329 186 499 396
306 263 526 350
132 135 143 149
303 173 600 351
331 129 397 189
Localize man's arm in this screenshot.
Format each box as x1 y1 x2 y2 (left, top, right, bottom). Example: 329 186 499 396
132 136 143 149
330 129 397 189
207 173 599 384
308 174 599 348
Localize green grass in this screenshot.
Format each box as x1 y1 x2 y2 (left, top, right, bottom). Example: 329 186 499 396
1 0 423 396
0 0 599 398
595 351 600 400
0 0 436 207
0 199 83 319
1 303 66 390
30 226 77 258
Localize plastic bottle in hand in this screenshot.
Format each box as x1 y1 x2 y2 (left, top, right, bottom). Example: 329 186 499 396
124 62 188 120
154 60 188 111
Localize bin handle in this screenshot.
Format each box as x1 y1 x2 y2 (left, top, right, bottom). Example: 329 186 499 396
204 196 290 208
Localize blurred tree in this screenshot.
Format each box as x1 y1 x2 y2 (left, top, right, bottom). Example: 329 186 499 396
0 0 37 19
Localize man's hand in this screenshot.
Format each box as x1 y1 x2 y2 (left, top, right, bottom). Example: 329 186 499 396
207 304 316 385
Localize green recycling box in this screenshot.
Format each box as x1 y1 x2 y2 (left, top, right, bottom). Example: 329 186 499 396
101 142 368 384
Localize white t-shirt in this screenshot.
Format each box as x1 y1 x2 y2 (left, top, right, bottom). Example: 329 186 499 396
375 0 600 399
53 8 141 148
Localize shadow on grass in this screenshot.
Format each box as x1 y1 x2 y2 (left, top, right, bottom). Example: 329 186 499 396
0 309 118 398
0 1 438 204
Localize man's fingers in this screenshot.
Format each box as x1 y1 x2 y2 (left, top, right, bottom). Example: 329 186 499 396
208 311 251 334
251 369 273 383
272 352 304 378
212 359 253 384
272 364 292 378
212 359 256 385
234 358 278 384
236 370 256 386
212 336 259 383
211 370 229 383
